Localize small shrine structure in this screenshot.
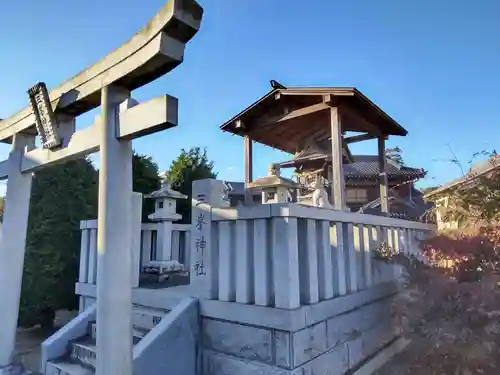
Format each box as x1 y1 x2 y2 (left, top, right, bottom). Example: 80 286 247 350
220 83 415 214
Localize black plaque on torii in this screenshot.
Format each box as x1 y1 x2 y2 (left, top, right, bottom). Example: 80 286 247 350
27 82 62 150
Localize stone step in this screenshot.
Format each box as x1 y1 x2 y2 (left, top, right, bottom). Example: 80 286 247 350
131 305 167 331
46 359 93 375
89 322 149 344
70 340 96 369
87 305 166 336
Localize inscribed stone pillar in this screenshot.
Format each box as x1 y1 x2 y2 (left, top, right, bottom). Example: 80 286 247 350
0 134 35 370
190 179 230 299
96 85 133 375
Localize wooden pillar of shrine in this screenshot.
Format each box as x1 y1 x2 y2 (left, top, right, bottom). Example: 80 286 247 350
244 134 253 204
378 136 389 213
328 105 346 210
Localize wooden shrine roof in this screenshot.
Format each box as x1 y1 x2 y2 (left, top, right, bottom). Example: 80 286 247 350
220 86 408 154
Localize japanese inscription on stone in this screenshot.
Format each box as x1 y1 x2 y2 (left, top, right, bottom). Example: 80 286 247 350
27 82 62 149
193 211 207 276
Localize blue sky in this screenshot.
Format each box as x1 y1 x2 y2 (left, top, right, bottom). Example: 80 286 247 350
1 0 499 194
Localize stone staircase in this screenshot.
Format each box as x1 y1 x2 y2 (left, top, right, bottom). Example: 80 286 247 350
45 305 167 375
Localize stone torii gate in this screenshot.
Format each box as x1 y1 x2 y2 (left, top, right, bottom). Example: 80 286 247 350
0 1 203 374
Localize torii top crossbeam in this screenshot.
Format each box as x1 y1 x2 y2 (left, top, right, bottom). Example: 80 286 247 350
0 0 203 144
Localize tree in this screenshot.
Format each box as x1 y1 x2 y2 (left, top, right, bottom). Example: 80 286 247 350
386 146 404 165
373 147 500 374
19 158 98 329
132 152 161 221
442 152 500 228
18 153 161 329
164 147 217 223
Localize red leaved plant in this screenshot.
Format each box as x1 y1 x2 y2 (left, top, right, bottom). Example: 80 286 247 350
374 227 500 375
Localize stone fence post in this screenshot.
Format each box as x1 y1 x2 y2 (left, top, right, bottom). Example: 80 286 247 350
190 179 230 299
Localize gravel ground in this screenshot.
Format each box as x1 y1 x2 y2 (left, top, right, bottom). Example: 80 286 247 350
15 310 77 372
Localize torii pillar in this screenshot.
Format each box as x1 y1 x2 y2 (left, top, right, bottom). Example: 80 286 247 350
0 134 35 373
0 2 203 374
96 85 134 375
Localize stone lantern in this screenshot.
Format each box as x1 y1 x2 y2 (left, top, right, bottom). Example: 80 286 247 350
248 164 298 204
145 181 187 262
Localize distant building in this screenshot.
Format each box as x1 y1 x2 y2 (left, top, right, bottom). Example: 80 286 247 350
278 149 430 221
424 155 500 230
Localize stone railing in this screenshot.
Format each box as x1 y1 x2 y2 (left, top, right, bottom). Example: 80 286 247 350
78 220 191 288
192 202 435 309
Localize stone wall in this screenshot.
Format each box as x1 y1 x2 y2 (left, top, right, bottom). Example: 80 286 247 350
200 283 399 375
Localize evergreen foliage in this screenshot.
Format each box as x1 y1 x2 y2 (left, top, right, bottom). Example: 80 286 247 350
18 153 160 329
164 147 217 223
19 158 98 329
132 152 161 221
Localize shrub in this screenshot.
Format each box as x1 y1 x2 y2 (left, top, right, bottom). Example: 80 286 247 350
374 228 500 375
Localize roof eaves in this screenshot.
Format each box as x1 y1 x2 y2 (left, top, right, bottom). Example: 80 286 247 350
219 88 279 132
424 162 500 199
352 88 407 136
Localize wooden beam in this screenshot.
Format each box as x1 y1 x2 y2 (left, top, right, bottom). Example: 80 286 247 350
244 135 253 205
234 119 245 130
20 94 177 173
339 105 382 135
378 136 389 214
344 133 378 144
329 107 346 210
244 135 253 184
253 102 330 129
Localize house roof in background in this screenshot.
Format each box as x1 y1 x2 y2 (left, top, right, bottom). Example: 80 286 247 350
424 155 500 199
345 156 425 180
359 190 432 221
279 153 425 181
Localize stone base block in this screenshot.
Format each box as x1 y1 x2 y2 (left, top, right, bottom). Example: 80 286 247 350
141 260 185 283
201 287 400 375
203 345 350 375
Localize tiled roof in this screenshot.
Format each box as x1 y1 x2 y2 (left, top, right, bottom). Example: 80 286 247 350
345 156 425 180
358 189 433 222
279 153 425 180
